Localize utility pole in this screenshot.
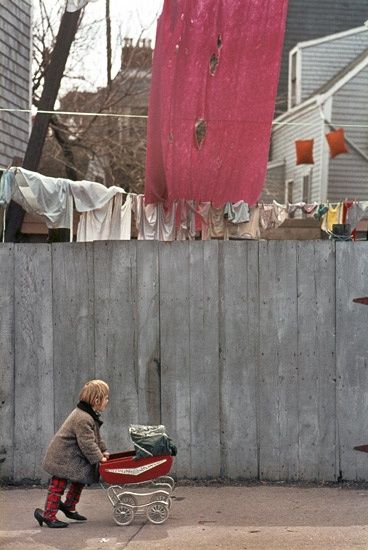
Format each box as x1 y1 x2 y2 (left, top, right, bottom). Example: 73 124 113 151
106 0 112 89
5 8 82 242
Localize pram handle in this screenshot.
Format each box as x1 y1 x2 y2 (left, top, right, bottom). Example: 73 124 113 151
107 450 136 461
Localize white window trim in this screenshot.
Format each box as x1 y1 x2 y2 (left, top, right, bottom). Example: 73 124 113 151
285 179 293 204
288 48 302 110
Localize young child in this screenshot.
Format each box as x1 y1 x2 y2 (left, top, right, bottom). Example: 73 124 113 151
34 379 110 528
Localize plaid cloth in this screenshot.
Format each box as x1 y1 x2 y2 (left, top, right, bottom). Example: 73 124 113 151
44 476 84 520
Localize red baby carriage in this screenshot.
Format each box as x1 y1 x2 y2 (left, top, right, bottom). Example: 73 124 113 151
99 426 176 525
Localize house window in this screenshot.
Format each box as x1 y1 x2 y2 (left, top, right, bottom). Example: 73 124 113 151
285 179 293 203
290 51 298 108
302 174 310 203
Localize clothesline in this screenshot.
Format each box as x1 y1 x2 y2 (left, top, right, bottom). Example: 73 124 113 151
0 107 148 119
1 167 367 243
1 107 368 128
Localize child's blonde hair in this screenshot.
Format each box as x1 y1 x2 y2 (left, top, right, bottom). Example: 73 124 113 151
79 380 109 405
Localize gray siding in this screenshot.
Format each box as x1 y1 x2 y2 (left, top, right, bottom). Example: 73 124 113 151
327 66 368 201
270 105 324 203
277 0 368 113
0 0 32 168
300 29 368 103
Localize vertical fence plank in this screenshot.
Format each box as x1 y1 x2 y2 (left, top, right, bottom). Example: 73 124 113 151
94 241 139 452
0 245 14 480
336 242 368 481
52 243 95 431
136 241 160 425
219 241 259 478
159 242 191 477
189 241 221 478
297 241 336 481
259 241 298 480
14 244 53 482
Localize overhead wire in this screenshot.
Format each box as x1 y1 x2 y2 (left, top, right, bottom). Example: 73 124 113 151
0 106 368 127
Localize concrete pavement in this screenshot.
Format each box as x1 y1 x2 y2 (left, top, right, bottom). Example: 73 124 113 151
1 483 368 549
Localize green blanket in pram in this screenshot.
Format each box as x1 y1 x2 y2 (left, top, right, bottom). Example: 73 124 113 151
129 424 177 459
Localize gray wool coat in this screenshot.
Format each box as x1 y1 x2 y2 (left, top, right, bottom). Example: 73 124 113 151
42 407 107 484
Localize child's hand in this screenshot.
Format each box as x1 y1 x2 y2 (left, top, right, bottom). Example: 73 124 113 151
100 456 108 463
103 451 110 459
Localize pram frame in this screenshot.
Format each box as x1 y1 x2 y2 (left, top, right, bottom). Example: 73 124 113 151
99 451 175 525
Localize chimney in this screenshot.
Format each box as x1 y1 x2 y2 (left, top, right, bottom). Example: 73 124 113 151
121 37 153 71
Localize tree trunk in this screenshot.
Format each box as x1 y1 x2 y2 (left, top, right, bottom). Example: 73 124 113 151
5 9 82 242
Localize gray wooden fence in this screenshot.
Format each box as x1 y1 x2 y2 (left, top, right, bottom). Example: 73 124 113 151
1 240 368 484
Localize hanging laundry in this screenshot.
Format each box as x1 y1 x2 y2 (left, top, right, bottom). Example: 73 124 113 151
209 206 226 239
224 201 250 223
314 204 329 220
325 128 348 158
302 203 318 216
259 202 288 230
288 201 305 215
133 195 177 241
176 200 197 240
295 139 314 165
259 204 275 230
0 170 15 206
198 203 211 241
1 167 73 229
109 193 133 241
70 180 125 212
342 199 354 224
346 201 368 230
77 199 114 242
272 200 288 226
226 205 261 240
321 204 343 233
144 0 288 206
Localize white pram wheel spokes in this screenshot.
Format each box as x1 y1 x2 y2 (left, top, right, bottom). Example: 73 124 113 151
109 484 173 525
113 503 134 526
146 501 169 524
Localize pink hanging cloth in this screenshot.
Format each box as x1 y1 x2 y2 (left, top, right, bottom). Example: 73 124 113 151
145 0 288 206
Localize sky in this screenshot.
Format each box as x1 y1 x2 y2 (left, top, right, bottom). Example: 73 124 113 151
36 0 164 91
81 0 164 42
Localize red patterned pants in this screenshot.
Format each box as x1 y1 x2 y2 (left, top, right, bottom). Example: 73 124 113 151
44 476 84 520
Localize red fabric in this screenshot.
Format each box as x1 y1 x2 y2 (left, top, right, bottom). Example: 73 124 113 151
44 477 68 521
44 476 84 520
64 482 84 511
145 0 289 206
295 139 314 165
325 128 348 158
342 199 353 224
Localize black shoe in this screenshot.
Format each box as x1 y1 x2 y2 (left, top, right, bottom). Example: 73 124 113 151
34 508 69 528
59 501 87 521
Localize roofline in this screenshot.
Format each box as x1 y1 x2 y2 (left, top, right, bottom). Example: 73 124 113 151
275 49 368 129
267 159 285 170
320 52 368 100
272 96 321 128
290 25 367 54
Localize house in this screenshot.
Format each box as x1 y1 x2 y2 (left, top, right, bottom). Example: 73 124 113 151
265 25 368 206
0 0 32 170
277 0 368 113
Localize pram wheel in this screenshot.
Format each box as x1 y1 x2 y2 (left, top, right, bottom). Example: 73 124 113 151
146 502 169 524
113 503 134 526
152 491 172 510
